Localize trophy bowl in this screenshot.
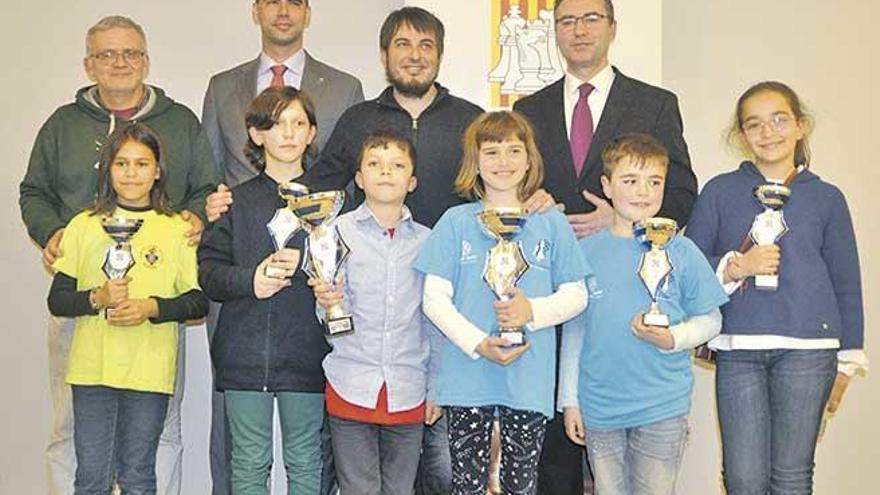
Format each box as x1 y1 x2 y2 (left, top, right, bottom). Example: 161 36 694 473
634 217 678 328
753 183 791 211
278 181 310 201
287 191 346 230
101 216 144 244
634 217 679 248
478 207 529 241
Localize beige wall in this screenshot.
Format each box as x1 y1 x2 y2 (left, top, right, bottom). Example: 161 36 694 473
664 1 879 493
1 0 875 493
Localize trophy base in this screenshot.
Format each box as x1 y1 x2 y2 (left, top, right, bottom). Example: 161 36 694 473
642 312 670 328
325 316 354 337
499 328 525 347
754 274 779 291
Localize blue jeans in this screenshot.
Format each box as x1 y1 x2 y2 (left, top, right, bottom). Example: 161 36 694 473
584 415 688 495
72 385 169 495
224 390 325 495
716 349 836 495
414 414 452 495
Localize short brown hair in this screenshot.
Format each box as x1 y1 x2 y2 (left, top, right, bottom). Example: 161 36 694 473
601 133 669 177
358 131 417 176
455 111 544 202
380 7 445 57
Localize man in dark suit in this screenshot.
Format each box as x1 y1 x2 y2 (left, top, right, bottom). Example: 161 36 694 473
513 1 698 493
200 2 363 494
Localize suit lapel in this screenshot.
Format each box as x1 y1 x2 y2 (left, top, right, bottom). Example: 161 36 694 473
301 52 327 100
236 57 260 114
542 79 579 184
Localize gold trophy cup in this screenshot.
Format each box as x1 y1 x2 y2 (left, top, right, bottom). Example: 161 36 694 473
634 217 679 328
287 190 353 336
478 207 531 346
264 181 309 279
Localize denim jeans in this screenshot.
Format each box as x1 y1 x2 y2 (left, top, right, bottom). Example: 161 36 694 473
225 390 325 495
71 385 170 495
716 349 836 495
584 415 688 495
51 317 184 495
414 414 452 495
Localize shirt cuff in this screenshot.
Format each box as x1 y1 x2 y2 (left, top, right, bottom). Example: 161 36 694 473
527 281 588 331
717 251 744 295
838 349 869 376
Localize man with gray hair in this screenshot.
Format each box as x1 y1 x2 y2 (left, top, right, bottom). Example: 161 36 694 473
19 15 216 495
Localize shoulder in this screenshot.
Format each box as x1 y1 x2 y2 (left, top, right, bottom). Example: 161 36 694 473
613 70 677 102
700 168 746 195
434 203 478 229
305 54 362 87
514 78 563 110
65 210 98 232
801 169 847 203
443 93 484 116
207 58 257 87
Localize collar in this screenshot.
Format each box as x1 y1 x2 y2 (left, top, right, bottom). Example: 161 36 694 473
564 63 615 98
258 49 306 78
352 202 414 233
376 83 449 112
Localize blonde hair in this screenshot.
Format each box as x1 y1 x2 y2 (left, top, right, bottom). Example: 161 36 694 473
454 111 544 201
601 133 669 177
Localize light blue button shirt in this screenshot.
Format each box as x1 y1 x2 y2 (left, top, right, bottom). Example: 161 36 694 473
322 203 441 412
257 50 306 92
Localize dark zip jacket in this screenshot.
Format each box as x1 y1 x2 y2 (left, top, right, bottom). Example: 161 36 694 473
198 173 329 392
302 83 483 228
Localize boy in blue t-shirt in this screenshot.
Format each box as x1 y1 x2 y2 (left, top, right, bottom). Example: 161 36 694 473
558 134 728 495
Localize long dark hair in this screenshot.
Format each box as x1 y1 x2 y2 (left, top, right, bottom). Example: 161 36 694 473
244 86 318 171
92 123 172 216
727 81 813 168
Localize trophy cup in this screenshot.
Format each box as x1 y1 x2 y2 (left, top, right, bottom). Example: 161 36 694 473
264 181 309 279
101 216 144 280
634 217 679 328
478 207 530 346
286 190 353 336
750 183 791 290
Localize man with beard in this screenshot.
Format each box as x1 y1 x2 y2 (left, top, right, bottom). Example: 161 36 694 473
201 1 362 494
299 8 479 493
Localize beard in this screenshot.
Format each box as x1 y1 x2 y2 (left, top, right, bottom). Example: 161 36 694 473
386 66 437 98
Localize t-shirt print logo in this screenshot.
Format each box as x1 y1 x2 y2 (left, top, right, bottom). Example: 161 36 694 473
533 239 550 261
460 240 477 263
143 245 163 269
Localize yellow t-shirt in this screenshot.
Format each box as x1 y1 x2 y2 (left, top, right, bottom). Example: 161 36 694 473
53 207 199 394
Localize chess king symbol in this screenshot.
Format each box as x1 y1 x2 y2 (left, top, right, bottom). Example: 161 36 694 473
489 1 564 107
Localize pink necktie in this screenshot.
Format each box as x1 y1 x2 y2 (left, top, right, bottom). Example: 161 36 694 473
570 83 594 177
270 65 287 88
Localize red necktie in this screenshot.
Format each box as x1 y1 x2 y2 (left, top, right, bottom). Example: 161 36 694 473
570 83 595 177
270 65 287 88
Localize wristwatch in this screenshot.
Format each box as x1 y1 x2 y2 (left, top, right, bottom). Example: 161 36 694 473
88 288 102 312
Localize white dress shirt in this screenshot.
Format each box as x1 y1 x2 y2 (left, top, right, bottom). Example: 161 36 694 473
257 49 306 93
563 63 616 138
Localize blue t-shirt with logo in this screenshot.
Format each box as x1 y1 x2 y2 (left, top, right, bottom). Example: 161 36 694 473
414 202 590 418
576 228 728 428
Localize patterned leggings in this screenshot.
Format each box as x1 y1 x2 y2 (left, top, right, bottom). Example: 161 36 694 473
447 405 548 495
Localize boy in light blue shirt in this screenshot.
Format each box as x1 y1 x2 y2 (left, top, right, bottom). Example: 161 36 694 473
559 134 728 495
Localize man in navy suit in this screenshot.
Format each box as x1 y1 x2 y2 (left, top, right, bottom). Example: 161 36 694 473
201 2 363 494
514 1 697 493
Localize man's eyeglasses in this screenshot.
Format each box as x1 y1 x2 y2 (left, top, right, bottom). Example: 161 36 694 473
742 114 795 137
89 49 146 66
555 12 609 32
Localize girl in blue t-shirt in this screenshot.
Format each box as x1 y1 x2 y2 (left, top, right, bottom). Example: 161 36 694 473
686 81 866 494
415 111 590 494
